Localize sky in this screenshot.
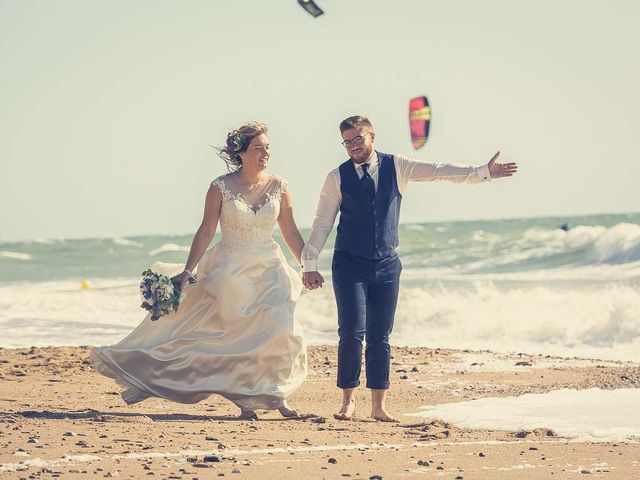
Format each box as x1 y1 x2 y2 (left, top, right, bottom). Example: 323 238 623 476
1 0 639 242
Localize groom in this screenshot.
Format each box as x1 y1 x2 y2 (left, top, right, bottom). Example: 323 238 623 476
302 116 517 421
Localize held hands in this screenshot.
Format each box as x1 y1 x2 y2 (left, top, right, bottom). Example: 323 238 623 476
487 151 518 179
302 271 324 290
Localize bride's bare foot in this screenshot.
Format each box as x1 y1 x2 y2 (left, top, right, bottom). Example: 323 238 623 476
333 400 356 420
278 402 298 418
370 408 398 422
239 409 258 420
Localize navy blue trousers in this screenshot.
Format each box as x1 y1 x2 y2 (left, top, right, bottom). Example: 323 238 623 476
332 250 402 390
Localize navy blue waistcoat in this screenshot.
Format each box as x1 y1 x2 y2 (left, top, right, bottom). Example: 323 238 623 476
335 152 402 260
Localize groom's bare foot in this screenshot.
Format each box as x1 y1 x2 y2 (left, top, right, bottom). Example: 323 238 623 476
333 401 356 420
239 409 258 420
278 402 298 418
370 408 398 422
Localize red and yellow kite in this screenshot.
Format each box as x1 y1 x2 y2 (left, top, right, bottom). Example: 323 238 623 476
409 96 431 149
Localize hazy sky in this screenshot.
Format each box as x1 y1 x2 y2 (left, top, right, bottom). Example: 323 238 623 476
1 0 639 242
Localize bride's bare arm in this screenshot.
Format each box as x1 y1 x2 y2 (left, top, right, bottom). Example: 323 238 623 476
174 184 223 286
277 186 304 265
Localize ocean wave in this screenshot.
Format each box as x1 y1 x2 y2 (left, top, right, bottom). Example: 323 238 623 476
112 238 143 248
0 251 32 260
520 223 640 264
437 222 640 273
295 282 640 362
398 282 640 354
591 223 640 263
471 230 501 244
401 261 640 282
148 243 190 256
521 225 605 248
32 238 56 245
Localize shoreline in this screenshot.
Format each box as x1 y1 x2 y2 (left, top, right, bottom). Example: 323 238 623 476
2 345 639 478
3 340 640 366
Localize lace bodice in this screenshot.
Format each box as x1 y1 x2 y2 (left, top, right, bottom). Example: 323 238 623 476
211 174 288 248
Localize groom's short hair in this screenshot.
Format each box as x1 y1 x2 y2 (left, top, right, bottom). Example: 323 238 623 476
339 116 373 134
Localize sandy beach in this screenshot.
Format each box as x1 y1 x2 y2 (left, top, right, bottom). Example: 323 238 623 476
1 345 639 479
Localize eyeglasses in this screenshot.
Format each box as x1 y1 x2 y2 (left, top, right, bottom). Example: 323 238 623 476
341 132 372 148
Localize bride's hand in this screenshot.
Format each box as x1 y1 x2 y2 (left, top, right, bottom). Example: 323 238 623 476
172 271 193 289
302 271 324 290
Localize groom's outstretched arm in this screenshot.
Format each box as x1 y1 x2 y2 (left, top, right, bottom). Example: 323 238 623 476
395 151 517 192
301 171 341 288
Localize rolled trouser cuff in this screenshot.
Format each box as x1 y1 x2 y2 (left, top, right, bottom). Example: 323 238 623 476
366 381 390 390
337 379 361 389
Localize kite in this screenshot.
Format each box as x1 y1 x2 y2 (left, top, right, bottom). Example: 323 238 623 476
409 96 431 149
298 0 324 18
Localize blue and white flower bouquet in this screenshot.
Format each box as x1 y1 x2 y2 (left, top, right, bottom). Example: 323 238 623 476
139 269 186 321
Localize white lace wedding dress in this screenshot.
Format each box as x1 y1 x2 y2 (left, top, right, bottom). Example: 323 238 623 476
90 174 306 410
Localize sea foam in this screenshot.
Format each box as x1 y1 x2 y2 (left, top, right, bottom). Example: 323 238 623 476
0 251 32 260
409 388 640 442
148 243 190 256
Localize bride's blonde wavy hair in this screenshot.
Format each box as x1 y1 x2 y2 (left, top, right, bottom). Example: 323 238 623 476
217 122 268 172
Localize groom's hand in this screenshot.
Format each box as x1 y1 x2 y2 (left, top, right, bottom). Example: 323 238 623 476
487 151 518 179
303 271 324 290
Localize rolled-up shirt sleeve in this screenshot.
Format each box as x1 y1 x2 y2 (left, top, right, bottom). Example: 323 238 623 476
394 154 491 194
301 171 341 272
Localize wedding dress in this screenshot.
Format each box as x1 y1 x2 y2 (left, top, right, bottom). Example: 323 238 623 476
90 174 306 410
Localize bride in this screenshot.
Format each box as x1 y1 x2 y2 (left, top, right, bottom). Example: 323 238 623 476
91 122 307 420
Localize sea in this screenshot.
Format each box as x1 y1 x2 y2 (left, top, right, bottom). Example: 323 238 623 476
1 212 639 362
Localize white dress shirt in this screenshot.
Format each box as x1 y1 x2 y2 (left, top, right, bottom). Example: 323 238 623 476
301 150 491 272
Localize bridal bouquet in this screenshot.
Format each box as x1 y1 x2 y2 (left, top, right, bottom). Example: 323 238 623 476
139 269 185 321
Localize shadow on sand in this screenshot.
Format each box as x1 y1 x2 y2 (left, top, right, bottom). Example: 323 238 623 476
1 409 317 422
